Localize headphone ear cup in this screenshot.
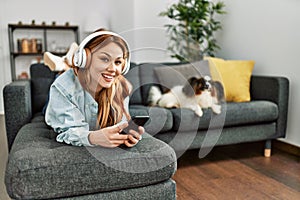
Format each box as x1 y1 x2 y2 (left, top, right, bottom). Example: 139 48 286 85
80 49 87 68
73 48 89 68
83 48 91 68
73 49 81 67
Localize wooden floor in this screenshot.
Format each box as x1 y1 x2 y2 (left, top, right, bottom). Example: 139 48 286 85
172 142 300 200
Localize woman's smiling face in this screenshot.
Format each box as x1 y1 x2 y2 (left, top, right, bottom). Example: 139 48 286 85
88 42 125 93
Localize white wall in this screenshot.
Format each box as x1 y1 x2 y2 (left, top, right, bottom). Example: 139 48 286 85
216 0 300 147
130 0 176 63
0 0 299 147
110 0 177 63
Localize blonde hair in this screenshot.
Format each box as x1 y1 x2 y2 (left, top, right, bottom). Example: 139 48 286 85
72 29 131 128
96 75 130 128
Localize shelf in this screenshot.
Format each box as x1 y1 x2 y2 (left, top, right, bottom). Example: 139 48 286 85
8 23 79 81
11 52 42 56
11 52 67 57
8 23 78 31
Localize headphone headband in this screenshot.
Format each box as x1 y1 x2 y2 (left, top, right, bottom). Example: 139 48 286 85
73 31 130 75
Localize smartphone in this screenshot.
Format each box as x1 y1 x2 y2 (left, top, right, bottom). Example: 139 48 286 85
121 115 150 134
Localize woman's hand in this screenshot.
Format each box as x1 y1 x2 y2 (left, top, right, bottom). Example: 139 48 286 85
124 126 145 147
88 122 129 148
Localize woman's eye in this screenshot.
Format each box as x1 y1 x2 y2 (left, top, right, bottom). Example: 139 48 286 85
100 57 109 62
115 60 122 65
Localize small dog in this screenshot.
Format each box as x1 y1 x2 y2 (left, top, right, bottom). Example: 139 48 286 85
148 76 224 117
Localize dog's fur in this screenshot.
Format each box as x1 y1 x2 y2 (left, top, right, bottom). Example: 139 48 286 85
148 76 224 117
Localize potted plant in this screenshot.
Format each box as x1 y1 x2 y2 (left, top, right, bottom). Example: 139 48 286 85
159 0 226 62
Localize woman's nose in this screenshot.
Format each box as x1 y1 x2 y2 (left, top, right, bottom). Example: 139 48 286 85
106 62 117 71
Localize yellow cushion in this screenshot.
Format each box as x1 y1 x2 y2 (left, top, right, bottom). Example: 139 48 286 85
207 57 255 102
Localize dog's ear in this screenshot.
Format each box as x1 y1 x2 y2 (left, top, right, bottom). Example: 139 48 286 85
182 77 197 97
199 77 207 89
211 81 225 102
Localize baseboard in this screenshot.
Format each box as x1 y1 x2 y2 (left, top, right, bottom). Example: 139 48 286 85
274 140 300 157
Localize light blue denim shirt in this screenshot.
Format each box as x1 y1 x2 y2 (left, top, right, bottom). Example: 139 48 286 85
45 69 129 146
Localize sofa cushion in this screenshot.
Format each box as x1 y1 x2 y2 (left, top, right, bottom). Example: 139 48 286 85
30 63 57 114
138 62 186 105
207 57 255 102
171 100 278 131
153 60 210 92
5 119 177 199
125 63 143 105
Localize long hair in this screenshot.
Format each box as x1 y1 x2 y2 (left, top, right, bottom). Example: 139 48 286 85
96 75 131 129
72 29 131 129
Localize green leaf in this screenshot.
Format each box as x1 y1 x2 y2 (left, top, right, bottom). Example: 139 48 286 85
159 0 226 62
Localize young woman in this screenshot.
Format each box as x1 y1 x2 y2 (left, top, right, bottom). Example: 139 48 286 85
45 29 144 148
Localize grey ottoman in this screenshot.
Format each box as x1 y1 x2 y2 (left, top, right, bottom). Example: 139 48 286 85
5 115 177 199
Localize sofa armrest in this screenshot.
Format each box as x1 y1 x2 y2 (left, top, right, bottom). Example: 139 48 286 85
250 75 289 138
3 80 32 151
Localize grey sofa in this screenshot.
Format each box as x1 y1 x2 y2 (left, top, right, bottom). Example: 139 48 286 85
3 62 289 199
3 64 177 199
125 61 289 158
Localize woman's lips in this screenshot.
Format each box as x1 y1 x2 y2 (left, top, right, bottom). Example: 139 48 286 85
102 73 115 82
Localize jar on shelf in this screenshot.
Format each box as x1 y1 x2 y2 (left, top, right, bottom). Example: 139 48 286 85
31 38 37 53
36 39 43 53
18 71 29 79
21 38 30 53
